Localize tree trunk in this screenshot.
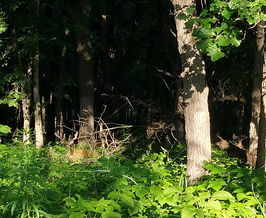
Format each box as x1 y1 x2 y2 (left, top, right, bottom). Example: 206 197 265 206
33 0 43 149
21 66 32 144
249 20 264 168
55 31 68 140
255 20 266 169
171 0 211 184
76 0 95 145
100 0 115 121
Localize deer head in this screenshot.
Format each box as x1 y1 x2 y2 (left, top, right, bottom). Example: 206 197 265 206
232 134 247 150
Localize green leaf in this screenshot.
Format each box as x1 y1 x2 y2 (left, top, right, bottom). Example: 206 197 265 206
181 206 195 218
187 7 195 15
135 186 150 198
164 186 183 195
69 212 84 218
207 45 225 61
0 125 11 134
207 199 221 210
120 195 134 208
128 201 142 215
221 8 232 19
200 9 209 16
208 179 226 191
195 209 204 218
212 191 233 200
217 35 231 47
150 186 161 195
198 192 211 199
261 13 266 20
186 19 195 28
102 212 121 218
64 197 77 207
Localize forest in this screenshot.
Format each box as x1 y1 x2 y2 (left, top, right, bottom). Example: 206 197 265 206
0 0 266 217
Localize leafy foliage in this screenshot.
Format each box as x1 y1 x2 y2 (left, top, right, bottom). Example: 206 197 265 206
0 141 265 218
185 0 266 61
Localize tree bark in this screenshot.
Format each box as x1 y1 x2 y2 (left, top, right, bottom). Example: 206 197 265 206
76 0 95 145
55 31 68 140
21 66 32 144
248 20 265 168
171 0 211 184
100 0 115 120
33 0 43 149
255 20 266 169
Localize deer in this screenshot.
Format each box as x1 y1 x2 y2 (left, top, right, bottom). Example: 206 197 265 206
54 131 97 158
232 134 256 168
214 133 251 166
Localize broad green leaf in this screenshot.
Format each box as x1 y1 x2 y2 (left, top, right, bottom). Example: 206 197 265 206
128 201 142 215
198 192 211 199
183 193 193 201
120 195 134 208
208 178 226 191
150 186 161 195
186 19 195 28
236 193 246 201
0 144 7 150
261 13 266 20
164 186 183 195
187 7 195 15
69 212 84 218
207 45 225 61
107 191 120 199
195 209 204 218
230 37 241 47
135 186 150 198
200 9 209 16
0 125 11 134
102 212 121 218
181 206 195 218
221 8 232 19
207 199 221 210
217 36 231 47
64 197 77 207
212 191 233 200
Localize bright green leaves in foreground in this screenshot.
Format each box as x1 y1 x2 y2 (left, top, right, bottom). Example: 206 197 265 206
179 0 266 61
0 144 265 217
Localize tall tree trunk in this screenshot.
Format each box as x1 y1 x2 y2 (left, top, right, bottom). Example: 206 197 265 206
76 0 95 145
33 0 43 149
11 27 31 143
55 30 68 140
21 65 32 144
248 21 265 168
255 20 266 169
100 0 115 120
171 0 211 184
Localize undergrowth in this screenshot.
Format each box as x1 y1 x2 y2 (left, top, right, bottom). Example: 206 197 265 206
0 140 265 218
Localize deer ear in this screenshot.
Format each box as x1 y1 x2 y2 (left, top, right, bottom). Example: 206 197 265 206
232 134 237 140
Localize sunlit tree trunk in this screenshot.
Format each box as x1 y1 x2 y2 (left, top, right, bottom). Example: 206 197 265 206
248 21 264 168
21 66 32 144
171 0 211 184
33 0 43 148
255 20 266 169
